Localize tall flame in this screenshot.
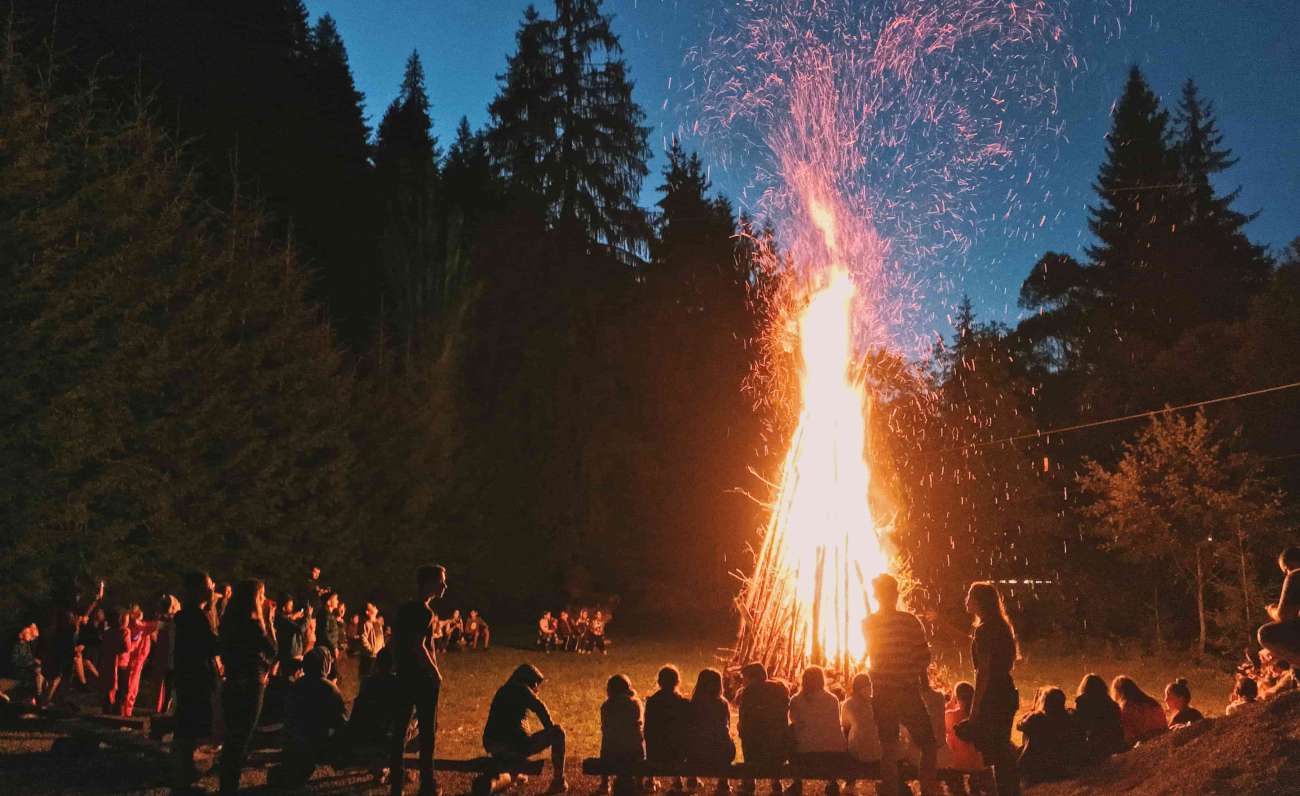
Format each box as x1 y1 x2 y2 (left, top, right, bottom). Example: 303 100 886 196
735 198 890 676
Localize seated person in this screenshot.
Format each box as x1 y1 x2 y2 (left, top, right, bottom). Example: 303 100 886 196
467 610 491 650
556 611 575 652
483 664 567 794
686 668 736 795
1225 674 1258 715
270 647 349 788
1016 687 1080 783
537 612 559 652
598 674 644 796
1073 673 1125 762
842 672 882 764
589 611 609 655
1258 546 1300 664
943 682 983 773
1163 678 1204 727
9 623 44 706
345 647 406 780
737 662 790 794
442 610 465 652
789 666 848 796
1111 676 1167 746
646 665 692 791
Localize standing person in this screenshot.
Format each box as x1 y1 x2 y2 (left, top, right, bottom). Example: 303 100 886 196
864 574 939 796
789 666 848 796
1258 546 1300 664
1073 674 1125 762
685 668 736 795
98 608 139 714
360 602 386 678
959 582 1021 796
597 674 644 796
736 662 790 795
152 595 179 715
121 604 161 717
1110 677 1167 746
172 571 222 790
316 591 343 657
1163 678 1204 728
482 664 568 794
645 665 692 792
274 595 311 678
219 579 278 794
390 564 449 796
1015 687 1080 784
304 565 326 611
43 581 104 706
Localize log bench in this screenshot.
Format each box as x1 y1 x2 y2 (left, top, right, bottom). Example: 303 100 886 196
580 758 993 792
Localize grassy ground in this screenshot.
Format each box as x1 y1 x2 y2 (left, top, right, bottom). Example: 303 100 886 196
0 630 1238 794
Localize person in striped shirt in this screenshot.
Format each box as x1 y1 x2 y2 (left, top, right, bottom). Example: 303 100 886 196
863 573 939 796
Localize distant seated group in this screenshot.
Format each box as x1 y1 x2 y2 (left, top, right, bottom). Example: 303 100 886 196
537 608 609 654
431 608 491 651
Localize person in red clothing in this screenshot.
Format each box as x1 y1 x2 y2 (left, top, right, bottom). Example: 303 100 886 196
98 608 139 714
1110 676 1167 746
121 603 161 717
944 682 983 772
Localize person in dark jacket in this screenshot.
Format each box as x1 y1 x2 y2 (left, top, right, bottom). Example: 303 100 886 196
598 674 644 796
172 571 221 790
269 647 349 788
219 579 277 794
686 668 736 795
1164 678 1204 728
645 665 692 791
390 564 449 796
1016 687 1080 783
1073 674 1125 763
315 591 343 656
483 663 568 793
274 594 311 677
737 661 790 795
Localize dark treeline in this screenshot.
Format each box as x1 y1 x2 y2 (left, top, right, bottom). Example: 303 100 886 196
3 4 1296 652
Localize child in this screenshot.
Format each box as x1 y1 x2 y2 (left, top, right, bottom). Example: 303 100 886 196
944 682 983 773
646 665 691 791
1163 678 1204 727
1258 546 1300 664
598 674 645 796
1111 676 1167 746
1015 687 1080 783
1225 675 1258 715
686 668 736 795
789 666 848 796
1074 673 1125 761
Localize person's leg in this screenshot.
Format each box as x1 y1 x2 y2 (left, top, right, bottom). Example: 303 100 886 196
122 662 145 717
390 690 416 796
220 683 251 793
412 684 441 794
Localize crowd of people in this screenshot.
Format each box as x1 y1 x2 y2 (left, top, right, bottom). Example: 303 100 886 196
1 544 1296 796
537 609 611 654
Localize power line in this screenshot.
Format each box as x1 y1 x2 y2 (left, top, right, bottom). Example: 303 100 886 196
919 379 1300 456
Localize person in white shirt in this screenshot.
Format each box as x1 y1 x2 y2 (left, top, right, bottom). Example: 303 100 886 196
788 666 849 796
840 672 882 763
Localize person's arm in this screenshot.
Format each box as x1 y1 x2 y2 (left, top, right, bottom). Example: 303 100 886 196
528 689 556 729
969 632 991 722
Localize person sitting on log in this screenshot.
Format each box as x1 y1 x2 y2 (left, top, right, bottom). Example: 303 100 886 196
467 610 491 650
685 668 736 795
575 609 592 653
1015 687 1081 784
597 674 645 796
538 612 559 652
589 611 609 655
270 646 349 789
646 665 692 792
789 666 849 796
737 661 790 795
1073 674 1125 764
556 611 575 652
483 663 568 794
1163 678 1204 728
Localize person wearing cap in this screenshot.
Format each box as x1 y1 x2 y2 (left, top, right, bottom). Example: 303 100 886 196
483 663 568 794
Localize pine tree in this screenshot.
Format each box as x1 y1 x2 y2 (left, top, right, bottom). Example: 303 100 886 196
441 118 501 301
302 14 376 345
488 1 651 253
374 52 442 344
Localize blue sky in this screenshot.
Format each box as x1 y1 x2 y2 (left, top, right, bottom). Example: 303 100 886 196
303 0 1299 335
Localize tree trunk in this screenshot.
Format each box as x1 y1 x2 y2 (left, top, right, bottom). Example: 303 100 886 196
1154 584 1162 648
1238 532 1253 633
1196 544 1208 655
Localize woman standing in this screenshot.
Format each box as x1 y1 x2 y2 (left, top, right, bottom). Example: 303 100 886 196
219 579 277 794
962 582 1021 796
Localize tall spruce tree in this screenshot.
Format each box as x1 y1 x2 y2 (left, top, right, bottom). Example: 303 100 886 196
488 1 651 253
374 52 442 344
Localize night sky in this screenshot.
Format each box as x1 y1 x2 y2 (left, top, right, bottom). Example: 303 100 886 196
303 0 1300 335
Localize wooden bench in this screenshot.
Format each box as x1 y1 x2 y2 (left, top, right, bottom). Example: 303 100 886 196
580 758 993 791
